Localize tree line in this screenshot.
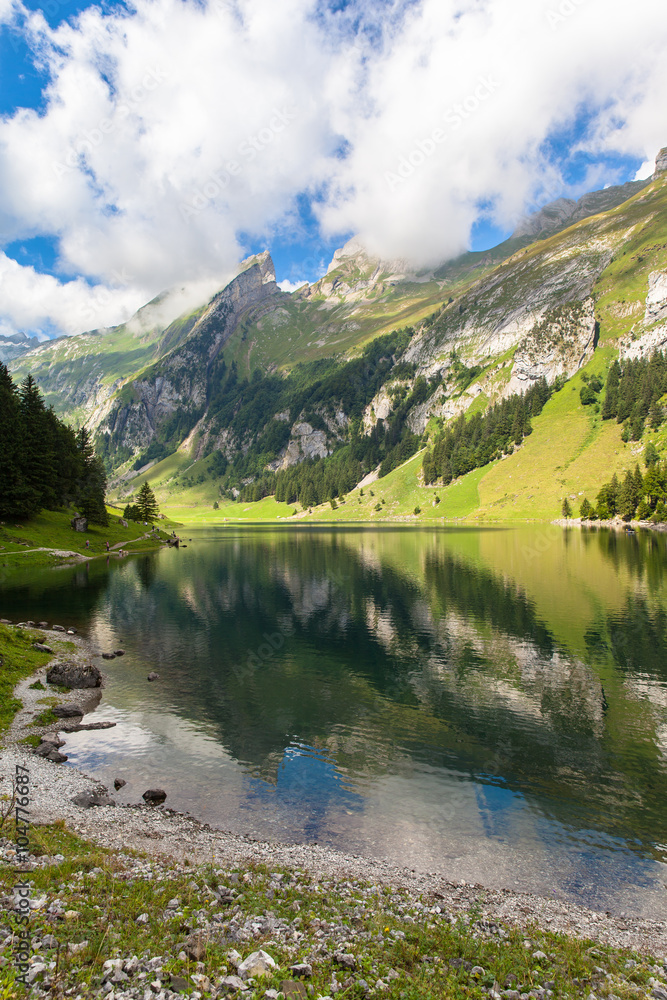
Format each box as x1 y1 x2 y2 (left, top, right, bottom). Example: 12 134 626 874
570 444 667 523
422 378 553 485
602 351 667 439
0 364 108 523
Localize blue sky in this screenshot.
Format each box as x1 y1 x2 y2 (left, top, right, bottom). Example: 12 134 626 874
0 0 663 337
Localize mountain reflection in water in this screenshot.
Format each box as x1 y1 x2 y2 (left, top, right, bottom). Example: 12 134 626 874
3 525 667 916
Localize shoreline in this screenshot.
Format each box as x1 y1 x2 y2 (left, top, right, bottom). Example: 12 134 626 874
2 626 666 958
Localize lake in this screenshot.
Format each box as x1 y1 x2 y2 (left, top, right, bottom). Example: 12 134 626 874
2 524 667 917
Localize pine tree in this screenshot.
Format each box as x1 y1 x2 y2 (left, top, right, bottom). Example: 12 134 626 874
19 374 58 509
561 498 572 518
0 364 40 517
135 482 160 522
617 470 638 521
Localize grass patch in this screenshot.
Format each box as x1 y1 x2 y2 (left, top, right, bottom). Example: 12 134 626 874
0 624 52 736
0 821 660 999
30 708 58 727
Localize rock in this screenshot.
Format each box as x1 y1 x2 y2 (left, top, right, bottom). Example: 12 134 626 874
102 652 116 660
71 791 115 808
47 662 102 689
169 974 189 993
333 952 356 971
70 516 88 532
27 963 47 984
533 951 548 963
654 147 667 177
147 671 160 681
120 518 129 527
33 643 53 653
45 750 68 763
289 963 313 978
451 960 473 972
185 931 209 960
67 628 77 634
135 912 149 924
114 778 127 790
652 989 667 1000
41 934 58 949
281 983 307 999
62 721 117 732
472 966 486 977
34 743 66 759
52 705 84 718
52 625 66 632
38 621 49 628
110 968 129 984
40 734 65 748
114 649 125 656
238 949 277 980
219 975 248 992
142 788 167 805
228 948 242 968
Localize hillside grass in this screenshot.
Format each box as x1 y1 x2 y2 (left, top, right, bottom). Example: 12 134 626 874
0 508 173 571
0 624 55 735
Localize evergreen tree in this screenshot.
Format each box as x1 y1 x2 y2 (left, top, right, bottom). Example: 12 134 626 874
0 364 40 517
561 498 573 518
135 482 160 522
645 442 660 467
19 374 58 509
617 470 639 521
580 498 595 520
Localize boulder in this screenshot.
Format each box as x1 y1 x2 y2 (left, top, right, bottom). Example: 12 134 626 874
114 649 125 656
289 963 313 978
101 652 116 660
169 974 189 993
219 975 248 993
238 950 277 980
147 671 160 681
142 788 167 805
281 983 307 999
47 662 102 689
333 952 356 971
184 930 209 961
52 705 84 718
33 643 53 653
52 625 66 632
71 791 115 808
113 778 127 790
70 516 88 532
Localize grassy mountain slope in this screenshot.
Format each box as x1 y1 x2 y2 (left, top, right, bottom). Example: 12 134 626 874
140 171 667 525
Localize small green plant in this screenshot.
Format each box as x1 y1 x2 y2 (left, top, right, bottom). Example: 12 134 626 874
28 680 46 690
414 506 421 515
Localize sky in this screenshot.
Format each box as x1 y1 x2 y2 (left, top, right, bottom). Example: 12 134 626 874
0 0 666 341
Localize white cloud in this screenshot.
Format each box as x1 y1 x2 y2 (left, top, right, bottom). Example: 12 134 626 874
1 0 666 335
278 279 308 293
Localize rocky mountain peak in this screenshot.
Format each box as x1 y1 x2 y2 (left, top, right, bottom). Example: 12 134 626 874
654 147 667 178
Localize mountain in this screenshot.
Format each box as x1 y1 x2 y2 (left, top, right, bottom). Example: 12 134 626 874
9 148 667 520
0 331 42 363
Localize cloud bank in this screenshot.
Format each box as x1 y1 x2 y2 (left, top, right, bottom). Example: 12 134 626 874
0 0 666 336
